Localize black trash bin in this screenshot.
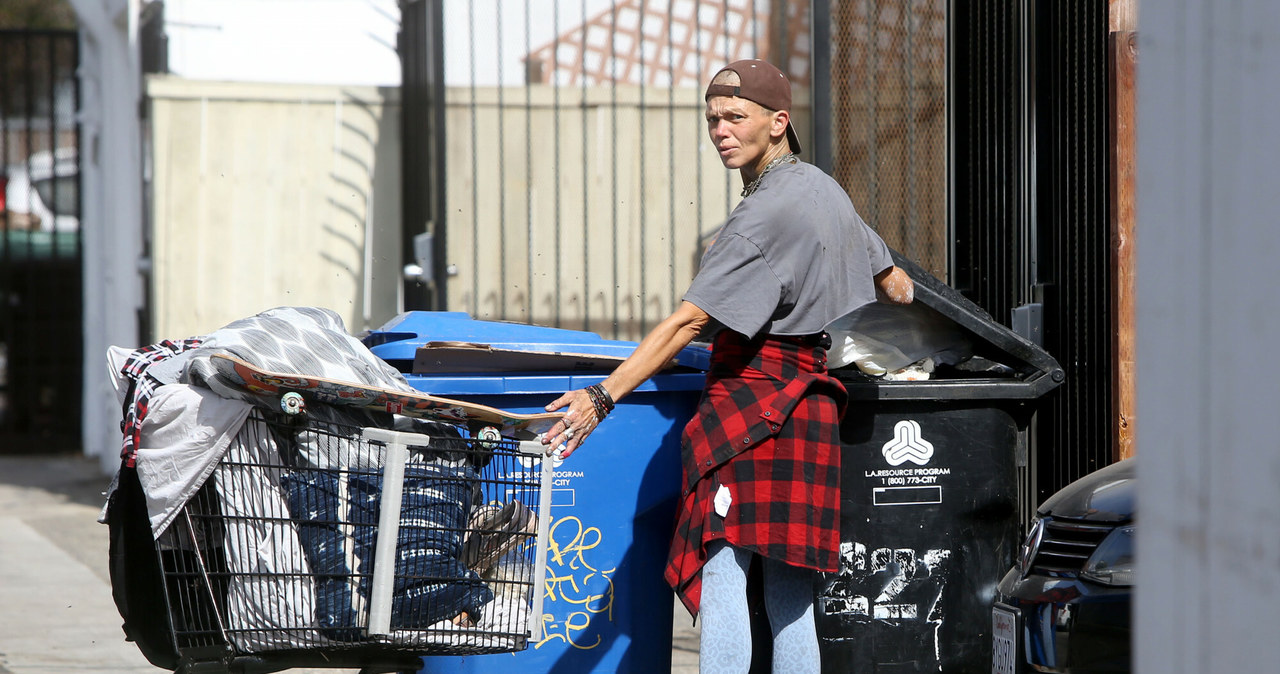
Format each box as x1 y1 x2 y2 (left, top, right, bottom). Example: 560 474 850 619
815 253 1064 674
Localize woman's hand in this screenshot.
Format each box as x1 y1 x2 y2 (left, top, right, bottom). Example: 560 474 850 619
541 388 604 459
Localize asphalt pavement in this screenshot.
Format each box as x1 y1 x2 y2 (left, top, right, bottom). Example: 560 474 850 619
0 453 699 674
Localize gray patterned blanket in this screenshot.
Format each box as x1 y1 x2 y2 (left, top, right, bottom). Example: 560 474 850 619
179 306 414 401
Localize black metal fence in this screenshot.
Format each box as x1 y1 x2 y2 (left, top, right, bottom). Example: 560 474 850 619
951 0 1114 505
0 29 82 451
1033 0 1112 501
401 0 948 341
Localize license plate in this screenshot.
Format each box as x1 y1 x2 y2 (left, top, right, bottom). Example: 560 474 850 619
992 603 1019 674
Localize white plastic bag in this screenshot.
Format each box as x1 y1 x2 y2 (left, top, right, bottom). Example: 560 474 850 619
827 302 973 377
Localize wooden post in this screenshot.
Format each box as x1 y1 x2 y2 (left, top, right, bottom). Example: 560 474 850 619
1109 0 1138 460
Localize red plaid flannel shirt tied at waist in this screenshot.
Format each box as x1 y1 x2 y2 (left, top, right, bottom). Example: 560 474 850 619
666 330 849 615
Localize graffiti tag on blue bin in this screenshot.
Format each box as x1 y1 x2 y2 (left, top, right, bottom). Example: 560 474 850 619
536 515 616 650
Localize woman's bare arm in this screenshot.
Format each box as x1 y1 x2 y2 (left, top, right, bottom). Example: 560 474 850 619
542 301 711 457
875 266 914 305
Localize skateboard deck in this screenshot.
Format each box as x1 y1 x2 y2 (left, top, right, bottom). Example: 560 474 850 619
209 353 563 438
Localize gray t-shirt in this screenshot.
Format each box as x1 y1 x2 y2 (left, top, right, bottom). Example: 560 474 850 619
683 161 893 338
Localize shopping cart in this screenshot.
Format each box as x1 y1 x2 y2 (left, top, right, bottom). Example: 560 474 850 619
134 406 554 673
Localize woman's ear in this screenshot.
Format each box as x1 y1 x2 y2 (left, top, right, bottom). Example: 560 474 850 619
772 109 791 144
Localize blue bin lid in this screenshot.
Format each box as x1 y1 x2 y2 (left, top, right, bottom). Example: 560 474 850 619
365 311 712 373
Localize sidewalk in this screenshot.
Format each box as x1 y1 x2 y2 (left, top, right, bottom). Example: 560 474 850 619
0 453 155 674
0 453 699 674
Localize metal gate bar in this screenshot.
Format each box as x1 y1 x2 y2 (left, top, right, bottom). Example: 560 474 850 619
950 1 1114 506
0 29 82 450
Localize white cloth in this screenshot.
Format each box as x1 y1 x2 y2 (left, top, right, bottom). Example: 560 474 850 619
105 345 134 406
214 420 322 651
133 384 253 536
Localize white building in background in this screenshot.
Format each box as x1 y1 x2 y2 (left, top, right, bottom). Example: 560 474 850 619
158 0 737 87
161 0 402 86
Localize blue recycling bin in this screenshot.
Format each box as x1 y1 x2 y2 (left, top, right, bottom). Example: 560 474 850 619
364 312 708 673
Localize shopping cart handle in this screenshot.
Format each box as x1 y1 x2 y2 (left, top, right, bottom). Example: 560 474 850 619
361 427 433 636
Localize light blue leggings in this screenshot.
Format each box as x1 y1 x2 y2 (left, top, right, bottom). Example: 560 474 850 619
699 540 821 674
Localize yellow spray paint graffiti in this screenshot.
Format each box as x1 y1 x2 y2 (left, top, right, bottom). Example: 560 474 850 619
535 515 617 649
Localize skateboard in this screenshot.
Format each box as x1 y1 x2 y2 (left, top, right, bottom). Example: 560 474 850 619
208 353 564 439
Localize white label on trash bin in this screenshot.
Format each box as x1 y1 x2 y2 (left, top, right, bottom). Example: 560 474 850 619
714 484 732 517
882 420 935 466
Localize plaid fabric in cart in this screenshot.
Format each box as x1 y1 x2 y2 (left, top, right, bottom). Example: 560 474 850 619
118 338 204 466
665 330 848 615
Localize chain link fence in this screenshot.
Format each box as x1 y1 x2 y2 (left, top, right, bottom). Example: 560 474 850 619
828 0 947 279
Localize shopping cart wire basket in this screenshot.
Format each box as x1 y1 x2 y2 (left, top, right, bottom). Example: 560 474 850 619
118 407 553 673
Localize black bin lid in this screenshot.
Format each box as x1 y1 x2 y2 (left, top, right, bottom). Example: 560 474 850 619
835 251 1065 401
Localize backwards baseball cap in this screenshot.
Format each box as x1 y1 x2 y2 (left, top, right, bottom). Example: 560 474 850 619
704 59 802 154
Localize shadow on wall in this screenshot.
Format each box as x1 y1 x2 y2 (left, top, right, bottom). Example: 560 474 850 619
328 87 404 330
146 78 403 339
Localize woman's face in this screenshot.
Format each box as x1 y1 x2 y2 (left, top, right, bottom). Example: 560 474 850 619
705 96 785 174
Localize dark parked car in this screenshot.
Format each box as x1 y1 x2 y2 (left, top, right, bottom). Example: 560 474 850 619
993 458 1135 673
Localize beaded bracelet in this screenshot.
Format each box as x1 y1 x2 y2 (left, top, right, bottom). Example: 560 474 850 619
588 383 615 412
585 386 606 419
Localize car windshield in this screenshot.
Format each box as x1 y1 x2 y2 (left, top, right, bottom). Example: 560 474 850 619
33 175 78 215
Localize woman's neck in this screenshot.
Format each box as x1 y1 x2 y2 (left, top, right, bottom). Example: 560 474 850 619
741 142 793 185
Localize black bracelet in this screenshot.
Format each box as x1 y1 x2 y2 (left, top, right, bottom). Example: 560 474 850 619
594 383 615 411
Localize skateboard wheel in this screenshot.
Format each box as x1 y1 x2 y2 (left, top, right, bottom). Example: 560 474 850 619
280 392 306 415
476 425 502 449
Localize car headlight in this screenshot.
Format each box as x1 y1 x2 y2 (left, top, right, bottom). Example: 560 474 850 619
1079 524 1135 586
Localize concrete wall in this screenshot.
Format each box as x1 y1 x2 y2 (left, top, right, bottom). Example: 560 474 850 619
1135 1 1280 672
147 77 403 338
